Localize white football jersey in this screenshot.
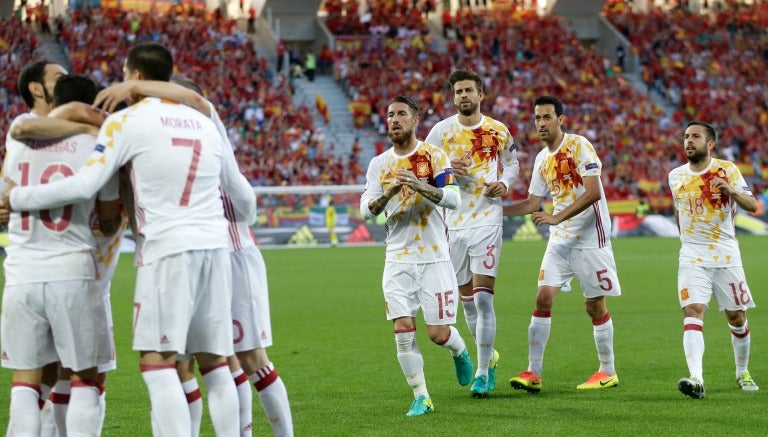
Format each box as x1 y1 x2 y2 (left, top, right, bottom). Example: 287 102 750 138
360 141 457 263
10 97 256 266
2 113 118 285
668 158 750 267
426 114 519 229
208 101 256 252
529 133 611 248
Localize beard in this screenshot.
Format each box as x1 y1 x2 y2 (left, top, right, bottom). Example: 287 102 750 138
43 86 54 105
458 101 478 117
686 148 708 165
388 127 412 146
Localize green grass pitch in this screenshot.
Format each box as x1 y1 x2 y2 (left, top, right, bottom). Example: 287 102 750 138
2 235 768 435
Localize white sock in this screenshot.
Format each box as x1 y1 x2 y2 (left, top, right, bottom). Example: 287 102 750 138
730 321 751 377
201 363 239 437
181 378 203 437
66 380 101 437
460 295 478 339
395 330 428 398
683 317 705 382
438 326 467 357
39 383 56 437
10 384 41 436
141 365 190 436
50 380 70 437
593 313 615 375
97 389 106 436
232 368 253 436
251 362 294 437
474 288 495 377
528 311 552 377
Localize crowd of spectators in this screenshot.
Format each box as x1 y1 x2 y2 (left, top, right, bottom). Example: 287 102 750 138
4 1 768 204
605 1 768 183
331 5 682 205
65 7 370 186
0 16 40 163
321 0 434 36
0 7 364 187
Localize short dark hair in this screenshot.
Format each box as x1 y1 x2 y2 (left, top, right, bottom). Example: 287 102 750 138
53 75 100 106
388 95 419 116
534 95 563 116
687 121 717 143
125 42 173 81
448 70 483 94
18 60 52 108
171 75 203 96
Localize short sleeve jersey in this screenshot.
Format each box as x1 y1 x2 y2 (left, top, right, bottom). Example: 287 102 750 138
529 133 611 248
668 158 750 267
426 114 519 229
2 113 101 285
10 98 233 266
361 141 456 263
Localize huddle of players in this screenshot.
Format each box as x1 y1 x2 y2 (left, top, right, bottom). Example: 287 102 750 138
1 43 293 436
361 69 759 416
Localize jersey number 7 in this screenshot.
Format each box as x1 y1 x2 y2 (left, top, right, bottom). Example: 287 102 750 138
171 138 202 206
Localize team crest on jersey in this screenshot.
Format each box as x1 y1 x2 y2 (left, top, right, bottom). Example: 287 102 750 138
680 287 689 301
415 161 430 178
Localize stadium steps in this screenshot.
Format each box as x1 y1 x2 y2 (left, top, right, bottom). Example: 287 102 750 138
35 32 72 72
291 75 378 165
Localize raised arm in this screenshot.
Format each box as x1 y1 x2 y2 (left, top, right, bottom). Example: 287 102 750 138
94 80 210 117
10 115 98 140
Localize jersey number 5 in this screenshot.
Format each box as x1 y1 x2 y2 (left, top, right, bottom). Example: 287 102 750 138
18 162 74 231
172 138 202 206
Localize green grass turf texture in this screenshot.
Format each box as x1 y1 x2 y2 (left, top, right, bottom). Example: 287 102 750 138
2 235 768 436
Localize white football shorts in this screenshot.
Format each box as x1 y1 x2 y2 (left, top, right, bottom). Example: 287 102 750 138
1 280 111 372
538 243 622 298
132 249 234 357
231 245 273 352
678 264 756 311
382 260 459 325
96 286 116 373
448 225 503 286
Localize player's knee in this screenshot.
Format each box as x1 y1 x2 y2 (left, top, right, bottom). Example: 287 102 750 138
584 298 607 319
726 310 747 327
426 325 450 344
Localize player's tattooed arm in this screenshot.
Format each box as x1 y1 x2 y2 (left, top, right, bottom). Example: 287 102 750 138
368 181 402 216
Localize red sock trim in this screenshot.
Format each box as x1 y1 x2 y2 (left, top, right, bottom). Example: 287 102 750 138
72 379 101 390
140 364 176 373
185 388 202 403
234 372 249 386
592 312 611 326
50 392 71 404
435 328 451 346
732 327 750 339
253 368 279 392
393 327 416 334
472 287 494 295
532 310 551 318
684 324 703 332
11 382 41 395
200 361 229 375
460 296 474 303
